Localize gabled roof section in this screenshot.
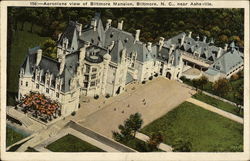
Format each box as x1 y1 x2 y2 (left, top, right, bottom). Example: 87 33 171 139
58 21 78 48
23 56 32 77
110 40 124 63
212 49 243 74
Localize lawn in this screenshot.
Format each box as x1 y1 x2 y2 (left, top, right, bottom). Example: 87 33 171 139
180 76 244 104
118 138 163 152
141 102 243 152
192 93 243 117
6 126 26 147
46 134 105 152
7 22 49 105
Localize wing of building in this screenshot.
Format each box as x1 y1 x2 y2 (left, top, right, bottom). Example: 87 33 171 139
18 13 244 116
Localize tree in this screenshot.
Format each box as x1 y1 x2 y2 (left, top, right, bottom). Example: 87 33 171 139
147 132 163 150
213 78 231 97
234 85 243 114
125 112 143 137
112 113 143 142
197 76 208 91
40 39 57 59
192 78 199 91
172 138 192 152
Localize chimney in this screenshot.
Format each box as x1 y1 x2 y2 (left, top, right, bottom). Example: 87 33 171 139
203 36 207 43
117 20 124 30
217 47 222 58
79 45 86 62
159 37 165 51
59 55 65 75
78 23 82 36
134 30 140 42
169 44 175 56
147 42 152 52
57 33 62 41
224 44 228 51
63 37 69 49
108 41 115 51
188 31 192 38
181 34 185 45
91 19 97 31
36 49 42 66
105 19 112 31
196 35 200 41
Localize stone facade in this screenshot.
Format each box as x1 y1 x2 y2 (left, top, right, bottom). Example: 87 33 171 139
18 13 244 116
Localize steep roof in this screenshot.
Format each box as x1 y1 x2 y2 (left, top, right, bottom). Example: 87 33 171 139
212 49 243 74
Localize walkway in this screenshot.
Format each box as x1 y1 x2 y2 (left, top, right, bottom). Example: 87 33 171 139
135 132 173 152
186 98 243 124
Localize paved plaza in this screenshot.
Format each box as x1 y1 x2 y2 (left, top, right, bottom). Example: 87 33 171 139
74 77 194 138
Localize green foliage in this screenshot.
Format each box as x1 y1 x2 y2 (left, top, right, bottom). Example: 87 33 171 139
113 113 143 143
46 134 104 152
192 93 243 117
213 78 231 97
40 39 57 59
9 8 244 47
147 132 164 150
172 138 192 152
141 102 243 152
6 127 26 147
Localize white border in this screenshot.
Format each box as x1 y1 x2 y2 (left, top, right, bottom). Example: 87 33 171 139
1 1 249 161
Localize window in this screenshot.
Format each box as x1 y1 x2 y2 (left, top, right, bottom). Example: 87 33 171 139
36 84 39 89
91 74 97 79
57 84 60 90
37 75 39 81
21 81 23 86
90 82 95 87
92 68 97 72
84 82 88 88
46 88 49 93
84 75 89 80
47 80 50 85
86 65 90 73
56 92 59 98
26 82 28 87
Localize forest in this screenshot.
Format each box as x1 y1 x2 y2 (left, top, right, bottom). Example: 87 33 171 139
8 8 244 48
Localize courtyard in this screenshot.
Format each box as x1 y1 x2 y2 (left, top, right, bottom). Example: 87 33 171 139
73 77 194 138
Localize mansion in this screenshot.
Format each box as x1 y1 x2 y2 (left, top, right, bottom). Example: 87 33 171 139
18 13 244 116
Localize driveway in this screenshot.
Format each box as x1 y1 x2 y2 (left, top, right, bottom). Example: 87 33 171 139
76 77 194 138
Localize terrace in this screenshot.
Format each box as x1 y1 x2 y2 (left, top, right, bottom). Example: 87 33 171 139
18 92 61 123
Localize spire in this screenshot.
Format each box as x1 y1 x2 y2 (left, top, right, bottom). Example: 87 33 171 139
24 56 32 77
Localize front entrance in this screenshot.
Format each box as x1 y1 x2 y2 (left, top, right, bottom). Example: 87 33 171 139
166 72 172 79
116 86 121 95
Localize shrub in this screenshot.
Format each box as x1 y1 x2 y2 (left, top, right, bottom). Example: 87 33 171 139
94 95 99 99
105 94 110 98
142 81 146 84
154 73 158 77
149 76 153 80
71 111 76 116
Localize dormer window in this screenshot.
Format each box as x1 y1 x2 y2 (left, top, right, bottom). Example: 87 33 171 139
110 32 114 38
98 36 101 41
124 38 128 43
91 39 94 43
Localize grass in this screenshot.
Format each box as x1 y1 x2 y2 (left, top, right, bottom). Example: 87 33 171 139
141 102 243 152
7 22 49 105
118 138 163 152
46 134 105 152
180 76 244 104
192 93 243 117
6 126 26 147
